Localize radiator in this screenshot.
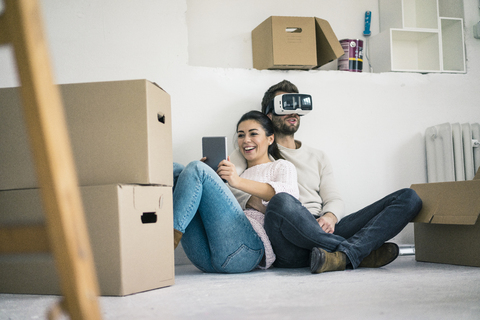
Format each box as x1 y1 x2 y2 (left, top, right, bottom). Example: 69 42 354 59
425 123 480 182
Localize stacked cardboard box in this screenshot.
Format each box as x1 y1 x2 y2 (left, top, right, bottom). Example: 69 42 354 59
0 80 175 296
252 16 344 70
1 79 173 189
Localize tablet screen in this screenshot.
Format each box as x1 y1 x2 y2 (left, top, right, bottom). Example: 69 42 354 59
202 136 227 171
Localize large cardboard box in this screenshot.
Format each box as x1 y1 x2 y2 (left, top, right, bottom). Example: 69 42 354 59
0 79 172 190
410 169 480 267
252 16 344 70
0 184 174 296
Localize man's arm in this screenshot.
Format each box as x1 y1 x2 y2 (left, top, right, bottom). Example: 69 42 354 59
317 152 345 220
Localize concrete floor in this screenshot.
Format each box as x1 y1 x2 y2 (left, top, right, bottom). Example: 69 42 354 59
1 255 480 320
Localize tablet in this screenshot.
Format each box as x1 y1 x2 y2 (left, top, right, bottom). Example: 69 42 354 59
202 136 227 172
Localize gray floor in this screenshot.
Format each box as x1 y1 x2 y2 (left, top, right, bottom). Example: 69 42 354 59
1 255 480 320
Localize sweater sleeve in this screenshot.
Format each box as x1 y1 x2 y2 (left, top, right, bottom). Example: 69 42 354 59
317 153 345 220
262 160 299 206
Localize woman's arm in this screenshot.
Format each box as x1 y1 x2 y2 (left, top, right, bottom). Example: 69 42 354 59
265 160 299 201
217 159 275 201
227 149 252 209
232 178 276 201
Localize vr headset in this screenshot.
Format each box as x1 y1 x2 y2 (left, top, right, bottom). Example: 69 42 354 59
265 93 313 116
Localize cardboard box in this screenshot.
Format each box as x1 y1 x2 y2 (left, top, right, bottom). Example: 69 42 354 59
410 169 480 267
0 184 174 296
0 79 172 190
252 16 344 70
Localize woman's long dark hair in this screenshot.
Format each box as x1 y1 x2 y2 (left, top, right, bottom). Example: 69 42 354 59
236 110 284 160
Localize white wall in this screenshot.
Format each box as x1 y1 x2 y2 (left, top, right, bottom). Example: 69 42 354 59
1 0 480 243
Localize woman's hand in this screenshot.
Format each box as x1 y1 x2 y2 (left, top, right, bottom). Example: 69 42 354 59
200 157 207 162
218 157 275 202
216 157 241 187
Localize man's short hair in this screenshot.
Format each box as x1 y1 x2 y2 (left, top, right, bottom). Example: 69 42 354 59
261 80 299 114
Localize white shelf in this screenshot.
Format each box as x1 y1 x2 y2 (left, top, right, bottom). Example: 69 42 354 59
379 0 438 31
370 29 441 73
392 29 440 72
441 18 466 72
373 0 465 73
438 0 464 19
403 0 438 29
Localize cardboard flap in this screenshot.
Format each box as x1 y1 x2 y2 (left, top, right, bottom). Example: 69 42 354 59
474 168 480 180
410 183 441 223
314 17 344 66
132 186 162 212
430 215 479 225
151 81 167 92
411 180 480 225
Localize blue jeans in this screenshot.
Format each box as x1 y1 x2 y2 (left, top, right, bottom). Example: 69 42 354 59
173 161 264 273
264 189 422 268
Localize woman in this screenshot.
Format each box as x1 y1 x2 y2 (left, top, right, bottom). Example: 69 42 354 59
173 111 299 273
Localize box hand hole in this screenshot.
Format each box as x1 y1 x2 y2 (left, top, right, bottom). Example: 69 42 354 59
157 112 165 124
286 27 302 33
141 212 157 224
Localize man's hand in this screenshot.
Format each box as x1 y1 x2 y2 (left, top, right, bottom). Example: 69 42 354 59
316 212 338 234
246 196 266 214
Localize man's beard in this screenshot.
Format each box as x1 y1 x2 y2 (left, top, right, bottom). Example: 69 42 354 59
272 115 300 136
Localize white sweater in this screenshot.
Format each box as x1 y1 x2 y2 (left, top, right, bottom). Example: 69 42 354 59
228 159 299 269
229 141 345 220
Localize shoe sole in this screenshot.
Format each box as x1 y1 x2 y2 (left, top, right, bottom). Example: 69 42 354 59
310 247 324 274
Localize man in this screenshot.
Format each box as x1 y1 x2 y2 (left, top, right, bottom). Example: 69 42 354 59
230 80 422 273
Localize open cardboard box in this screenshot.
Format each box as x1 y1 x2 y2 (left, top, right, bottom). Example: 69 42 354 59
252 16 344 70
410 169 480 267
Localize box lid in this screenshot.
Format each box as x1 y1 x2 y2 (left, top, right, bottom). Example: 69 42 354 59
411 171 480 225
313 17 344 67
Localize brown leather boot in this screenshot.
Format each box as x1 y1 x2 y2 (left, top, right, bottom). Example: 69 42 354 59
359 242 399 268
174 229 183 249
310 247 347 274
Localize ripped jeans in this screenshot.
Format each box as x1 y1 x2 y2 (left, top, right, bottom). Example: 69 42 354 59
173 161 264 273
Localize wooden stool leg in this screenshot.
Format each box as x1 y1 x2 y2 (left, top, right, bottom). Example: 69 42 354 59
1 1 102 319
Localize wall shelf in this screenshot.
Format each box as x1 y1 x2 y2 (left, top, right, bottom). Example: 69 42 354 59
441 18 465 72
370 0 465 73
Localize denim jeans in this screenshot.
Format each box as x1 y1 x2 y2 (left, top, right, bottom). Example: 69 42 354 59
264 189 422 268
173 161 264 273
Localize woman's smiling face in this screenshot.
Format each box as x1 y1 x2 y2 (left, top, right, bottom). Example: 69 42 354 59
237 119 274 168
